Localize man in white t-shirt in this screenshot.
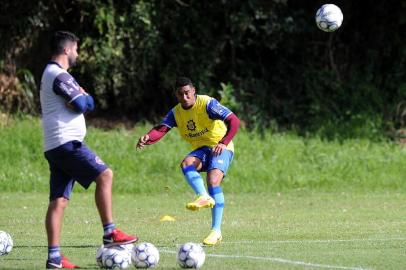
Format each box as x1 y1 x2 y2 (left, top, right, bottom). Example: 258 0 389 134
40 31 137 269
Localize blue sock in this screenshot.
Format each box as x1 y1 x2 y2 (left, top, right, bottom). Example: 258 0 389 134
182 165 207 196
208 186 224 232
103 222 116 235
48 246 61 262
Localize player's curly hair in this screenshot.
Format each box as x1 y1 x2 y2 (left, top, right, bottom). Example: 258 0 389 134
51 31 79 56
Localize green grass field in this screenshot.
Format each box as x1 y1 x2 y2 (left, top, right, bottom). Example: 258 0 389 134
0 116 406 269
1 117 406 193
0 192 405 269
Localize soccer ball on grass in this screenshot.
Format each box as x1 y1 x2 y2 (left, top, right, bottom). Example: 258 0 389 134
315 4 343 32
177 242 205 269
97 245 132 269
0 231 13 256
96 245 107 268
131 242 160 268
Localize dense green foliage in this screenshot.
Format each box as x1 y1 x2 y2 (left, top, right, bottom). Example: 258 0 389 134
1 191 405 269
1 117 406 194
0 1 405 137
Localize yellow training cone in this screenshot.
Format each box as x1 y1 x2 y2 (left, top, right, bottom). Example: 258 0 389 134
160 215 176 222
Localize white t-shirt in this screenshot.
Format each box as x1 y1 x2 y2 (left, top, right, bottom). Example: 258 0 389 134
40 62 86 151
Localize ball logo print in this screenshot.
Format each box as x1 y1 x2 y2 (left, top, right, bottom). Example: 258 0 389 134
0 231 13 256
315 4 343 32
177 243 205 269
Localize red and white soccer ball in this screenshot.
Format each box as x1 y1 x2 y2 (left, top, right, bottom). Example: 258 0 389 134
0 231 13 256
315 4 343 32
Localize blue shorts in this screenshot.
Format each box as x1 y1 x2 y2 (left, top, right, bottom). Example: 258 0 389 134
44 140 108 201
187 146 234 175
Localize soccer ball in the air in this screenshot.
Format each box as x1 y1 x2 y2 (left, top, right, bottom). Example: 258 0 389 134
315 4 343 32
98 245 132 269
177 243 205 269
131 242 160 268
0 231 13 256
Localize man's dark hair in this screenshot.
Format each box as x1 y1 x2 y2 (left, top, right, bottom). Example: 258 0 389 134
175 77 193 90
51 31 79 56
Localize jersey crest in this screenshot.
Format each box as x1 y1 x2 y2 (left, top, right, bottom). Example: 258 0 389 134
187 120 196 131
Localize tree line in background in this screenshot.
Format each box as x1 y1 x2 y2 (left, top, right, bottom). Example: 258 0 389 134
0 0 405 139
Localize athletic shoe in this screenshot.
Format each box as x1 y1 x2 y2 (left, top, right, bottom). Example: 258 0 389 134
103 228 138 247
186 195 215 211
203 230 222 246
46 255 80 269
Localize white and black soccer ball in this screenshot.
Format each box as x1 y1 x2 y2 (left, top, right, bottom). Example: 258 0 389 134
177 242 205 269
0 231 13 256
315 4 343 32
100 245 132 269
131 242 160 268
96 245 108 268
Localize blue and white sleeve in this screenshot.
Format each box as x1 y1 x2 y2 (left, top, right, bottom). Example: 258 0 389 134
53 72 94 113
161 109 177 128
53 72 82 102
206 98 232 120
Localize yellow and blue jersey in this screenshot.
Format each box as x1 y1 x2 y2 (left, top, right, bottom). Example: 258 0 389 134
161 95 234 152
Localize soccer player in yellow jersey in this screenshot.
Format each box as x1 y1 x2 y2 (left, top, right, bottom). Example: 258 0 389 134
137 77 240 246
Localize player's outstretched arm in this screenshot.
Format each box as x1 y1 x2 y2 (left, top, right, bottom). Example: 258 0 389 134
136 125 171 150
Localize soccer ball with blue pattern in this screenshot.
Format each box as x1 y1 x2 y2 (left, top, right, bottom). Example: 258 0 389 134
131 242 159 268
177 242 205 269
99 245 132 269
96 245 107 268
0 231 13 256
315 4 343 32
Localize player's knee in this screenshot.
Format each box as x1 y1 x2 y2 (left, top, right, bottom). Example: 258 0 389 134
208 178 221 187
50 197 69 209
180 157 199 169
180 160 191 169
96 168 113 185
207 170 223 186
